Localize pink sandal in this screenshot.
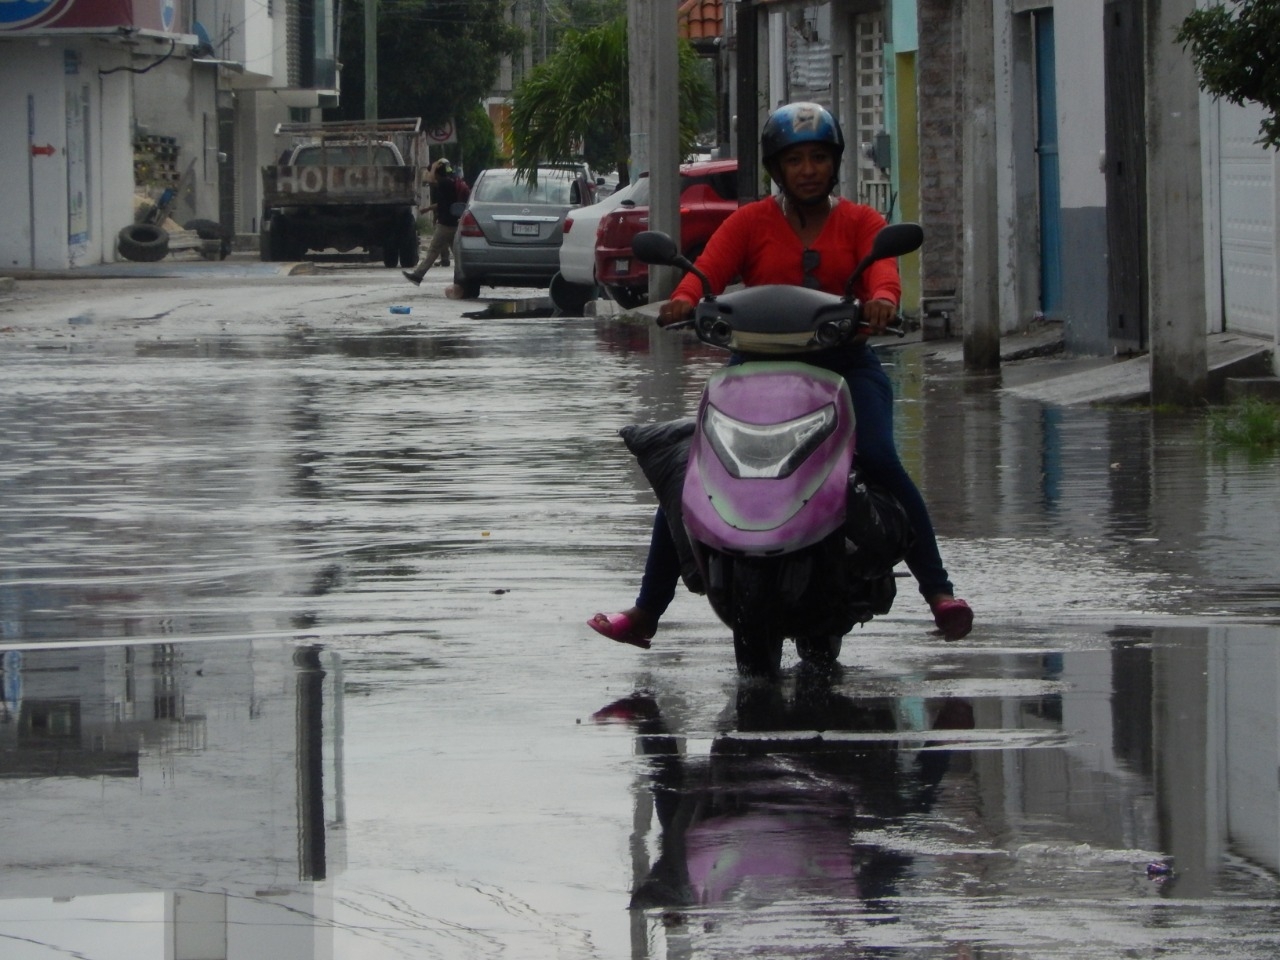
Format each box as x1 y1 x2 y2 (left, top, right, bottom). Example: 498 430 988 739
930 597 974 641
587 611 656 649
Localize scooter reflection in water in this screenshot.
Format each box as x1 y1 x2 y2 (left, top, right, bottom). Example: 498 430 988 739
594 675 975 912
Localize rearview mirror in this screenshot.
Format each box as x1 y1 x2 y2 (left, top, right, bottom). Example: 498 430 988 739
632 230 679 265
869 222 924 261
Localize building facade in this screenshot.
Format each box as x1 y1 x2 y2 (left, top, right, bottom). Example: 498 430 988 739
0 0 337 270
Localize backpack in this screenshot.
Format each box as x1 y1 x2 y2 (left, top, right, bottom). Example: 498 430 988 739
453 177 470 204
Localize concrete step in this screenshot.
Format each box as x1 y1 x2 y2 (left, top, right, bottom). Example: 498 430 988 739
1225 376 1280 402
1004 332 1273 406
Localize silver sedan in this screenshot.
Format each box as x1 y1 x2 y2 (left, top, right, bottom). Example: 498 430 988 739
452 166 595 299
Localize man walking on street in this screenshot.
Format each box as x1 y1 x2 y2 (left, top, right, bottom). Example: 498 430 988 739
403 158 463 285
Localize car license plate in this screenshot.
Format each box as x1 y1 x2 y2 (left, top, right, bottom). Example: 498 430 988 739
512 223 539 236
614 258 630 272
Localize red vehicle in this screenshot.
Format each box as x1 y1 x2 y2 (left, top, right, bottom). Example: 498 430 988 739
594 159 738 308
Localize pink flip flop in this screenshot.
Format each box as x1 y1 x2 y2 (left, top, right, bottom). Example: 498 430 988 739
930 597 974 641
587 612 655 649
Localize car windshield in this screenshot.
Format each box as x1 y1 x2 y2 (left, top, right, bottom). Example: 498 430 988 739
477 172 574 205
292 144 400 166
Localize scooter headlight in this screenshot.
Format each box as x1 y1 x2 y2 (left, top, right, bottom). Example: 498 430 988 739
703 403 837 479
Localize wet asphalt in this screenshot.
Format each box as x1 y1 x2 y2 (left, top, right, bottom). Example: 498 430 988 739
1 258 1279 959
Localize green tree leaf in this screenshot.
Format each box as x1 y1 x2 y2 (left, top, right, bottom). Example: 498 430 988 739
329 0 525 173
509 15 713 184
1177 0 1280 149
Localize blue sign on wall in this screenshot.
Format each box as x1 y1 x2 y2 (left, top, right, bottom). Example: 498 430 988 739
0 0 60 28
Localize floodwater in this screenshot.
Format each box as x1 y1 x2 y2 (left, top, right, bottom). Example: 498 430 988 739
1 270 1279 959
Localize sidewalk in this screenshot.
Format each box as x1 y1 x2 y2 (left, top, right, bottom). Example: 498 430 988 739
623 297 1275 406
1 251 314 281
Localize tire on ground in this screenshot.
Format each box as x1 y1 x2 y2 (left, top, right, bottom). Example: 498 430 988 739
184 219 231 260
117 224 170 263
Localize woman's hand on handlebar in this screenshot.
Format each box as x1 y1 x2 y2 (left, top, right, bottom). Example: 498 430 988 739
861 298 897 335
657 299 694 328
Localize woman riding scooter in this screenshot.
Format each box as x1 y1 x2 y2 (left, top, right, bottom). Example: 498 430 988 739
588 102 973 647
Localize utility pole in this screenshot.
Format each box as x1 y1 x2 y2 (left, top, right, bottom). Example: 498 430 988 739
735 1 761 203
1145 0 1207 404
627 0 650 179
364 0 378 120
649 0 681 301
960 0 1001 370
628 0 680 301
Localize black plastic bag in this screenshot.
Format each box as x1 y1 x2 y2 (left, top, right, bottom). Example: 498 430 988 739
619 419 705 594
844 469 914 577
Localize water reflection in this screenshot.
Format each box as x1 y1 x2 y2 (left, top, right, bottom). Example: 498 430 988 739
601 679 974 913
602 625 1280 957
885 348 1280 620
0 639 342 958
4 296 1280 956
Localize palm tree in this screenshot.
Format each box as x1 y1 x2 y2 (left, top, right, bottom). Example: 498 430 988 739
509 15 712 185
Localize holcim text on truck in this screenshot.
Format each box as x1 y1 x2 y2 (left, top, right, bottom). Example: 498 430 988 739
272 166 411 197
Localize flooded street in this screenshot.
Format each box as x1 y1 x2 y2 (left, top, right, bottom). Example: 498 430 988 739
2 264 1279 958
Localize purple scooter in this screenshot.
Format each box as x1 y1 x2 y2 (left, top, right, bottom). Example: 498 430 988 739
629 223 924 676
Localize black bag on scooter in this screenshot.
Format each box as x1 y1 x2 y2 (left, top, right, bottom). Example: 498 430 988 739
844 469 914 577
619 419 705 594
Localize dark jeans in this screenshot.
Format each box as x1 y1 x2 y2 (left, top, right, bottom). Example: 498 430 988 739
635 344 954 616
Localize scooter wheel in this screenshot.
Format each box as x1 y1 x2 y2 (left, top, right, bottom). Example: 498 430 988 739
795 635 842 669
733 629 784 679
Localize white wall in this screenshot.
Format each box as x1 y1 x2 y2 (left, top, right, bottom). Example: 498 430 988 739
133 55 222 225
1053 0 1107 210
0 41 134 270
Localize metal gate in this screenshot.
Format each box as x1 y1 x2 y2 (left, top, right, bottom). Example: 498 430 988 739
1218 100 1278 339
853 13 892 217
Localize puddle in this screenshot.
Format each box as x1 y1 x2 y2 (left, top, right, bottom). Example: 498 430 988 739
1 292 1279 957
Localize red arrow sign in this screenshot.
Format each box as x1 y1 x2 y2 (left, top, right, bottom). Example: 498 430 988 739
30 144 56 157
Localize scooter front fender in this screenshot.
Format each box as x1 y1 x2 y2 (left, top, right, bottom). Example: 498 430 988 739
682 362 855 555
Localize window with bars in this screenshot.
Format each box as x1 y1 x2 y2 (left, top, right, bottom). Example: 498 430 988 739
853 14 891 214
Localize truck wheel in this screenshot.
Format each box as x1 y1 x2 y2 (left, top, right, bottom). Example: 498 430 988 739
287 231 309 260
381 243 399 268
261 217 289 261
398 218 420 269
118 224 169 262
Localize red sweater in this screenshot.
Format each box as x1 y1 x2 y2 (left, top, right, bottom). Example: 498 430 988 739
670 196 901 307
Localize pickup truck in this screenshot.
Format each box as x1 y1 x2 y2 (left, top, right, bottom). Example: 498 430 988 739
260 119 425 266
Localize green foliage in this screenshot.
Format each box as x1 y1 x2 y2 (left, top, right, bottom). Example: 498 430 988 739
456 100 500 178
327 0 524 174
1207 396 1280 449
509 15 713 183
1177 0 1280 149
